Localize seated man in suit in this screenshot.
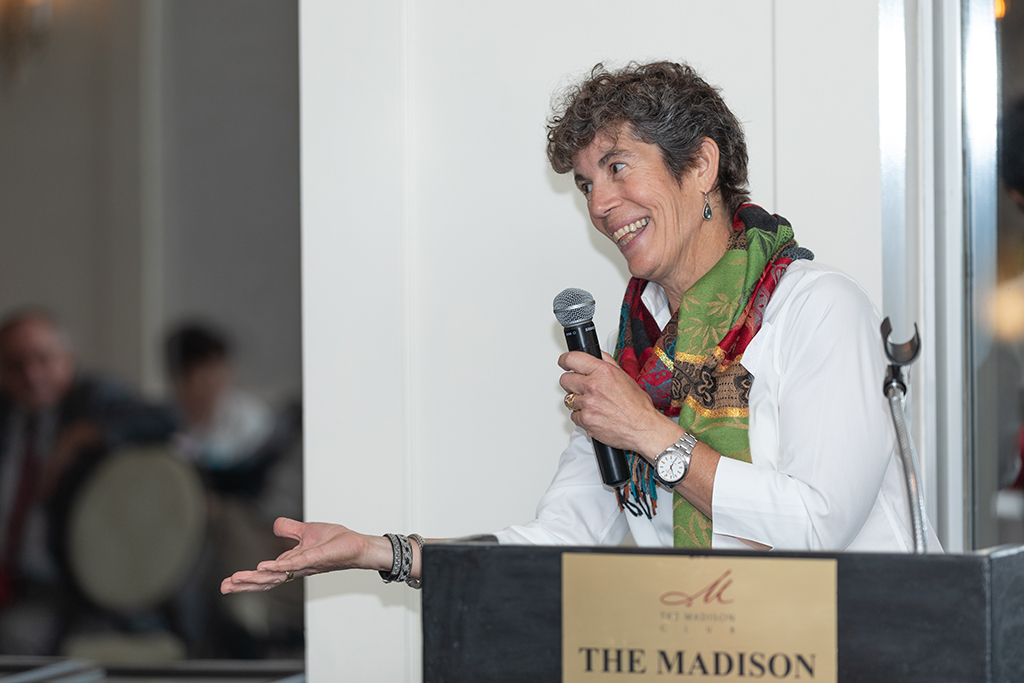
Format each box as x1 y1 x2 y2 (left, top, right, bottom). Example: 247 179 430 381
0 309 177 655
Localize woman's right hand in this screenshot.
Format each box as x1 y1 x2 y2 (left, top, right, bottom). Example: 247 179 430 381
220 517 394 593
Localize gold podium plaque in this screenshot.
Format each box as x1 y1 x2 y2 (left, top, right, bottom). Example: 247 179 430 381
563 553 837 681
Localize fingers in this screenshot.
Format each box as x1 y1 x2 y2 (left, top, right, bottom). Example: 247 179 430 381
557 347 664 453
269 545 305 564
558 351 620 399
256 556 303 573
273 517 305 541
557 350 604 373
560 375 583 397
569 408 583 428
221 569 295 594
558 352 597 396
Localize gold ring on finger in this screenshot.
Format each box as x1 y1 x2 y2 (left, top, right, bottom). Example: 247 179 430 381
564 392 578 411
285 570 294 583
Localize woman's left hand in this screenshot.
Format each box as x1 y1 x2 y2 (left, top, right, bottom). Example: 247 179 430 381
558 351 681 458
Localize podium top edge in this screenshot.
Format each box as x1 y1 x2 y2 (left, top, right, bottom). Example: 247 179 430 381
423 543 1024 563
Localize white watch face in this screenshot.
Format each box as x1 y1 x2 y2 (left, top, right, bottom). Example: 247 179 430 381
656 452 687 483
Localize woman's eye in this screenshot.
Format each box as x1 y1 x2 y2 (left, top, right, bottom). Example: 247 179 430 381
611 162 626 174
580 182 592 195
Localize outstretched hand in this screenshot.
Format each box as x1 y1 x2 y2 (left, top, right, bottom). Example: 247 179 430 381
220 517 390 593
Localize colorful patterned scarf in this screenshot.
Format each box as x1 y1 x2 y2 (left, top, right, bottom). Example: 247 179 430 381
613 204 812 548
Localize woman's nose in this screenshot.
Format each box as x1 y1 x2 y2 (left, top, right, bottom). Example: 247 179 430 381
589 181 620 217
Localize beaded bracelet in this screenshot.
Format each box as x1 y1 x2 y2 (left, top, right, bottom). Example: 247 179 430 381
379 533 413 584
406 533 425 589
379 532 424 588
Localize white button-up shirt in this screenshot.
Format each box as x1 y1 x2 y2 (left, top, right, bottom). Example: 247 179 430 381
495 260 941 553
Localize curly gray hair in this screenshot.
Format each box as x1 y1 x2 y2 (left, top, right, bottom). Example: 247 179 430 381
547 61 750 216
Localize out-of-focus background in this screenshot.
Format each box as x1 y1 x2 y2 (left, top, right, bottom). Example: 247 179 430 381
0 0 302 667
992 0 1024 544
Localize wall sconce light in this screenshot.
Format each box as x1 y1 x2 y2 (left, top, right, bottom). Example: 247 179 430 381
0 0 52 81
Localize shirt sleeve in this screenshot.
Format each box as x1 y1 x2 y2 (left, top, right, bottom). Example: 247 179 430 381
711 271 895 551
494 426 630 546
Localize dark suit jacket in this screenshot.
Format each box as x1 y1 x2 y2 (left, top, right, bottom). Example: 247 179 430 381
0 373 177 452
0 373 178 585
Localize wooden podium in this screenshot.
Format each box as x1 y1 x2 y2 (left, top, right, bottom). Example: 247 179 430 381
421 543 1024 683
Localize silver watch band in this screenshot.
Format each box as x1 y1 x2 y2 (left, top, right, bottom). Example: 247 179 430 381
673 432 698 460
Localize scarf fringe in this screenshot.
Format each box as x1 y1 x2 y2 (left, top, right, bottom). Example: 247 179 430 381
617 451 657 520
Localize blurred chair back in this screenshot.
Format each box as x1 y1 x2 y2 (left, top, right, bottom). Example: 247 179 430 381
64 445 206 614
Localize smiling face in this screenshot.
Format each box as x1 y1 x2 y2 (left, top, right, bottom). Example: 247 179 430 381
572 126 730 308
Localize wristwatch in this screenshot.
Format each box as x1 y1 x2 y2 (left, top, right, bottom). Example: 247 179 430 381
652 432 698 487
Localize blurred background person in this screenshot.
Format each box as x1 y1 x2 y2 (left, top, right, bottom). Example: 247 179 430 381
165 323 303 658
167 324 276 478
991 95 1024 543
1004 95 1024 212
0 309 176 655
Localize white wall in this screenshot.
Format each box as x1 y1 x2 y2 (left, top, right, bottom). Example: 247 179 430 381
300 1 882 680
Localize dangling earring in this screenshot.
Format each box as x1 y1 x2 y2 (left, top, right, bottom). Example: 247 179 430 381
702 192 713 220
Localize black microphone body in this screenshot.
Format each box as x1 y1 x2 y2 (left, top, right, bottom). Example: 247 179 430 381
559 317 631 488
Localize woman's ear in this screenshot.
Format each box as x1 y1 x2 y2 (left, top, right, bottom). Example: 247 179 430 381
696 137 720 193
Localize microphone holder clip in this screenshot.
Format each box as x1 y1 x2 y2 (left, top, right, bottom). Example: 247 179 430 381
880 317 927 554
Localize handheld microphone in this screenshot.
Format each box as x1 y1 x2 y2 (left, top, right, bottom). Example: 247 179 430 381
553 288 630 488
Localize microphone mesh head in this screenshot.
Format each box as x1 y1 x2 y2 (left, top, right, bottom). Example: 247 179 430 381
553 288 596 326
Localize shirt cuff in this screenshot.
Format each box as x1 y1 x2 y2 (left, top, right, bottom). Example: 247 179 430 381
711 456 812 550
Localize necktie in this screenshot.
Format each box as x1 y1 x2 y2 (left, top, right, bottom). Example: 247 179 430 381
3 416 39 576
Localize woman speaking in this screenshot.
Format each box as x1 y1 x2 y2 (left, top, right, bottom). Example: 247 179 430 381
222 60 937 594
